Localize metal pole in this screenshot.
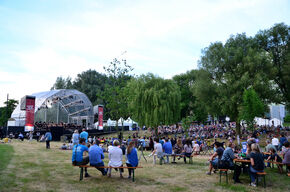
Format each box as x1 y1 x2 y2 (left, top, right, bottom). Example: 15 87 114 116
6 94 9 136
57 102 59 124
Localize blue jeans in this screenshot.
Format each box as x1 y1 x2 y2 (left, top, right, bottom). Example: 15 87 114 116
164 153 171 163
249 166 263 182
90 162 107 175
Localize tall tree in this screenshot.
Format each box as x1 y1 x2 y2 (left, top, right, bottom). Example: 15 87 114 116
127 73 181 133
191 69 222 120
239 88 265 131
173 70 196 119
100 58 133 136
255 23 290 107
0 99 19 126
199 33 276 135
73 69 108 105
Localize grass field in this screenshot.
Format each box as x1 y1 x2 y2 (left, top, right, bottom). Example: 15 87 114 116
0 140 289 192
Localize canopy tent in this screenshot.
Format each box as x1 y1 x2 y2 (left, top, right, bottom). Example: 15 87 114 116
270 118 282 127
254 117 270 126
95 117 138 131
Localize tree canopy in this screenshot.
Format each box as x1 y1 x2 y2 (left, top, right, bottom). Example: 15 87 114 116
239 88 265 131
127 73 181 128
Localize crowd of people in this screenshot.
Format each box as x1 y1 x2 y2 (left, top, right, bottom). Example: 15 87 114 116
34 121 85 131
72 136 139 179
206 133 290 186
68 125 289 186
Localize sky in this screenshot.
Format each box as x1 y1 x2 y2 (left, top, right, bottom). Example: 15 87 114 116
0 0 289 106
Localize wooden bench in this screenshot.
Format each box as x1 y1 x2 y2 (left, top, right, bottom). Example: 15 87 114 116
74 165 143 182
264 160 285 173
256 172 267 188
219 169 229 184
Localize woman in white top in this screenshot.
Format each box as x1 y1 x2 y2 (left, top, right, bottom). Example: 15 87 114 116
193 141 200 155
108 140 124 178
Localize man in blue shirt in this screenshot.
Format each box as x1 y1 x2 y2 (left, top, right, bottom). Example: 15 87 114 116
72 138 91 177
163 138 172 164
44 130 52 149
89 140 107 176
80 128 89 143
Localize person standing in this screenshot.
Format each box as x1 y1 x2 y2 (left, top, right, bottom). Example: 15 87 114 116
29 131 33 142
80 128 89 144
271 135 279 151
72 130 80 146
89 140 107 176
44 129 52 149
36 132 41 142
126 141 138 179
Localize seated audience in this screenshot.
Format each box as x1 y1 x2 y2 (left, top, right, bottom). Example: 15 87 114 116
126 141 139 179
89 140 107 176
219 143 241 183
282 141 290 173
183 139 193 163
163 138 173 164
172 138 183 163
108 140 123 178
207 142 224 175
249 143 265 187
72 138 91 177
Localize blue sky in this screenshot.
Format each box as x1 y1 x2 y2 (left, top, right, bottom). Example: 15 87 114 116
0 0 289 106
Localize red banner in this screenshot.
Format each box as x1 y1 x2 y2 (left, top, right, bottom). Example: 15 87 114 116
98 106 103 130
25 96 35 132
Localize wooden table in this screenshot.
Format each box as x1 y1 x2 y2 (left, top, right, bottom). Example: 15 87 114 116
234 159 250 163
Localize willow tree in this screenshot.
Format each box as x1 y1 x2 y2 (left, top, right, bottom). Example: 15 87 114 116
127 73 181 134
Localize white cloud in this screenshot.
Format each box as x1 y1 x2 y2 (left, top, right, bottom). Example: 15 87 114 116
0 0 289 106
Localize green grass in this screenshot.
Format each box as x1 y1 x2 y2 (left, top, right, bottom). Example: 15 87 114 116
0 144 14 170
0 144 15 190
0 140 289 192
217 183 248 192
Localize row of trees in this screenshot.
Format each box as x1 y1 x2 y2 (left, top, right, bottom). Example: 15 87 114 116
51 23 289 134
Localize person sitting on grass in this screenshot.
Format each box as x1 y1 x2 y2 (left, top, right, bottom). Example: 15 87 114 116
126 141 138 179
61 143 68 150
219 143 242 183
249 143 265 187
183 139 193 164
108 140 124 178
72 138 91 178
89 140 107 176
206 142 224 175
267 148 283 173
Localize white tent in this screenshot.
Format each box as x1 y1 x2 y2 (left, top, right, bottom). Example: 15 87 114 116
270 118 282 127
254 117 270 126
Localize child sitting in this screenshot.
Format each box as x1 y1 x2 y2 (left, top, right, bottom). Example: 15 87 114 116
267 148 283 173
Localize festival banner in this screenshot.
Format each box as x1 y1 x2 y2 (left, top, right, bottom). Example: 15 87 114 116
25 96 36 132
98 106 103 130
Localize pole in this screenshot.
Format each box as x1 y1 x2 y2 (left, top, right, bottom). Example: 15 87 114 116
6 94 9 136
57 102 59 124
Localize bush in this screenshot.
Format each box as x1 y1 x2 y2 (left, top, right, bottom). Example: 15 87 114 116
284 115 290 122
